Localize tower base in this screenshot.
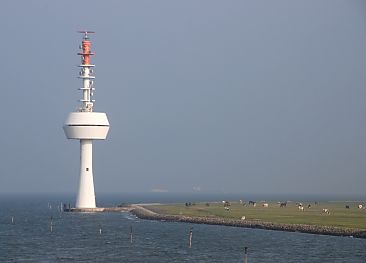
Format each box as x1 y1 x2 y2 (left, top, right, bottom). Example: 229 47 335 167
75 139 96 208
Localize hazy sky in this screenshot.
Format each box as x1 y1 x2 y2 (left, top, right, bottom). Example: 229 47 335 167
1 1 366 196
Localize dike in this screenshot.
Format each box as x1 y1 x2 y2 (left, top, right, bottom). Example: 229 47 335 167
130 205 366 239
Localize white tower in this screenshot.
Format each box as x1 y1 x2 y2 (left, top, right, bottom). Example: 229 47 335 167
63 32 110 208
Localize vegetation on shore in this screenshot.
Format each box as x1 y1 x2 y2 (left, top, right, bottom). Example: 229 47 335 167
145 201 366 230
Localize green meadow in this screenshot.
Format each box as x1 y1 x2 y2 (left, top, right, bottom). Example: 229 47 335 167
148 201 366 229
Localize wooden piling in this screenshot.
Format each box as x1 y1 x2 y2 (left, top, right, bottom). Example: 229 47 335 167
130 225 133 243
244 246 248 263
50 216 53 232
189 227 193 248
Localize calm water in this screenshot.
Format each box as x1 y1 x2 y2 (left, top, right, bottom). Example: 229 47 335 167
0 193 365 262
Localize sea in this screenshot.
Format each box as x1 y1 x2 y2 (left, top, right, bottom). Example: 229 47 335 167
0 193 365 263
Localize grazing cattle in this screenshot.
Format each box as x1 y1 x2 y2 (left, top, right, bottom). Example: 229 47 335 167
263 203 269 208
222 201 231 207
307 204 311 209
322 208 330 214
224 207 230 211
345 205 350 209
249 201 256 206
358 204 363 209
298 206 304 211
280 202 287 208
241 216 246 220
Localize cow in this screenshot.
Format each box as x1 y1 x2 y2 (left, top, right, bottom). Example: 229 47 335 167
322 208 330 214
263 203 269 208
249 201 256 206
279 202 287 208
298 205 304 211
358 204 363 209
345 205 350 209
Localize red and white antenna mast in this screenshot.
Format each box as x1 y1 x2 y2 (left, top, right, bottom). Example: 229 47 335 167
78 31 96 112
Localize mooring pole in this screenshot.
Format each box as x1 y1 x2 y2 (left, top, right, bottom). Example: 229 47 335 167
244 246 248 263
189 227 193 248
50 216 53 232
130 225 133 243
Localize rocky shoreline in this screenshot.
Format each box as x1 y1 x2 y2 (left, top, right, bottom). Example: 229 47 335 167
130 205 366 239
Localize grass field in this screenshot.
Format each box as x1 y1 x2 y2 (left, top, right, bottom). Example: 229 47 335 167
148 201 366 229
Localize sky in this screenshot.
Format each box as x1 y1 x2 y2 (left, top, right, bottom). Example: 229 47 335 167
0 1 366 196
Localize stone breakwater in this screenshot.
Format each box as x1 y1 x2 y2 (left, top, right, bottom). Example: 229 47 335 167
130 205 366 239
64 207 131 213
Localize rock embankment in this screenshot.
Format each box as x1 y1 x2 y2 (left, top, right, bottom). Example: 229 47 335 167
130 205 366 239
65 207 132 213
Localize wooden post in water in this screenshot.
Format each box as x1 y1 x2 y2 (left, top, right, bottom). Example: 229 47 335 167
11 216 14 224
244 247 248 263
130 225 133 243
50 216 53 232
189 227 193 248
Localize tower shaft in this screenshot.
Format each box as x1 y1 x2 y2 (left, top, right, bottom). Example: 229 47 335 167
76 139 95 208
